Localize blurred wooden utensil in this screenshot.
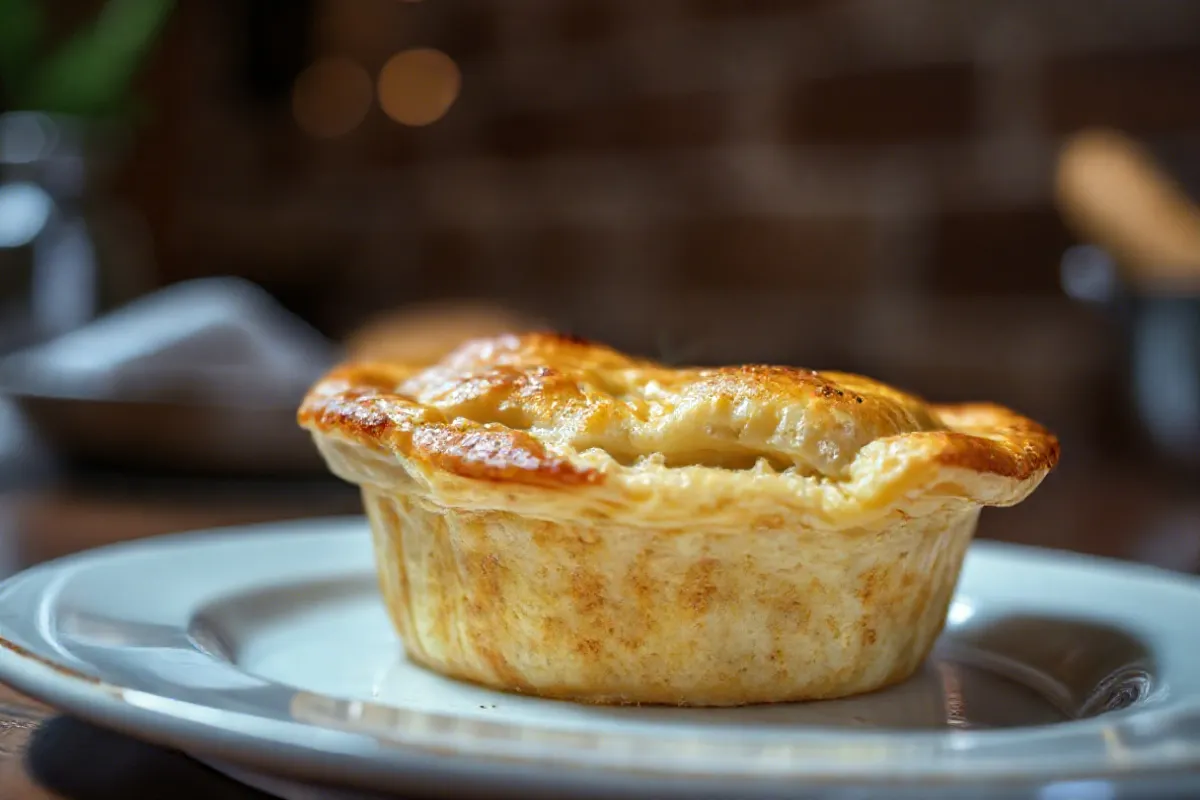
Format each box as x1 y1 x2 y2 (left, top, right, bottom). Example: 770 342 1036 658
1056 128 1200 470
1056 128 1200 293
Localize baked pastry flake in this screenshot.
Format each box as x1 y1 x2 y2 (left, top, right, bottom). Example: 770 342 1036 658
299 333 1059 706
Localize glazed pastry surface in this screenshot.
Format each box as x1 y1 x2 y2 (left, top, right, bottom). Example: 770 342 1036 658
300 332 1059 530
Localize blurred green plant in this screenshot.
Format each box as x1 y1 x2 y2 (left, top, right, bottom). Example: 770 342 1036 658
0 0 175 118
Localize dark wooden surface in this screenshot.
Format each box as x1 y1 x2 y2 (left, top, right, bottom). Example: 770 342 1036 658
0 451 1197 798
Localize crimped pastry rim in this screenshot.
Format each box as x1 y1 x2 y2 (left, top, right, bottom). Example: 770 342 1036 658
298 333 1060 529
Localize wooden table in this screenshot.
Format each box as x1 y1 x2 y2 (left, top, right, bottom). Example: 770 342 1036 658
0 457 1196 799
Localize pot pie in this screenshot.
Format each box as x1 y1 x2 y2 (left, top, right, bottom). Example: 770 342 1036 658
299 333 1059 706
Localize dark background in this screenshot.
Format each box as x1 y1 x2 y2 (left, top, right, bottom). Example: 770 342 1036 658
10 0 1200 468
68 0 1200 459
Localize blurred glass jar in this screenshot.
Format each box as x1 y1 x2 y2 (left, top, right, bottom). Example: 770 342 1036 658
0 111 155 355
1063 243 1200 471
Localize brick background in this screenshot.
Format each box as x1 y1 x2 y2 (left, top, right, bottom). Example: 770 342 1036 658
113 0 1200 450
786 64 977 145
1044 48 1200 134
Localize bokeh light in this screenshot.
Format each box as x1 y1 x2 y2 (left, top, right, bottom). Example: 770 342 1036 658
378 48 461 127
292 57 374 139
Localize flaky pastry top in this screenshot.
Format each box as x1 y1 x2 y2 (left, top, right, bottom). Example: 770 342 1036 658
299 333 1059 528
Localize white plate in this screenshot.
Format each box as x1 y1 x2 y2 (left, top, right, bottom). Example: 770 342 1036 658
0 517 1199 799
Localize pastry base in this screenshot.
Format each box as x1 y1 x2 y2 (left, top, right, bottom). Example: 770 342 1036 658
362 488 978 707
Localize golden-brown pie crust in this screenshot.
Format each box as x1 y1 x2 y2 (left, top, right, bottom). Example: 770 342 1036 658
299 333 1060 706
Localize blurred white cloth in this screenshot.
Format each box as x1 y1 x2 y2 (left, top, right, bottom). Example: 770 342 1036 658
0 277 340 406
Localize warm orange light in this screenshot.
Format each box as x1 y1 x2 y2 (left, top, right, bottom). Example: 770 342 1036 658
378 48 461 127
292 57 374 139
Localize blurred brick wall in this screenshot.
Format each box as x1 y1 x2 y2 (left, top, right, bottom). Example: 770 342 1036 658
141 0 1200 450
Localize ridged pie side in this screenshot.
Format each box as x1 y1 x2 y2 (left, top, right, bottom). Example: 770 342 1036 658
363 488 978 707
